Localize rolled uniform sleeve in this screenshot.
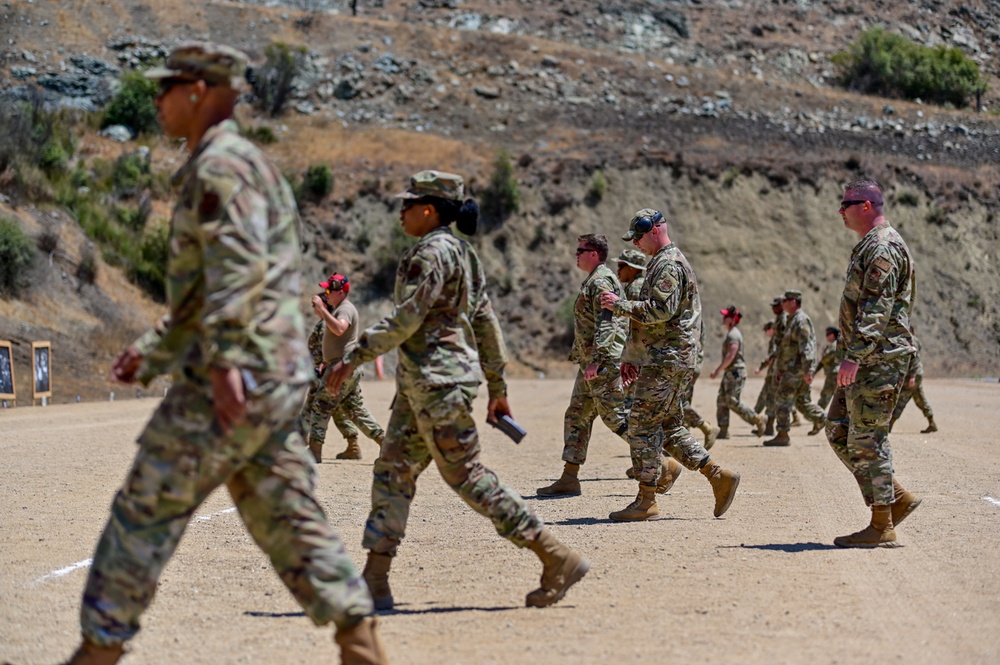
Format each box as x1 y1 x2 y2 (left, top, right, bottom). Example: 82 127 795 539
590 274 622 367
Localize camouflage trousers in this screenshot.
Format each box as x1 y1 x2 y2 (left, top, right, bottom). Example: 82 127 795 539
81 377 373 647
561 366 630 465
754 364 777 415
825 356 908 506
679 370 706 428
892 374 934 422
627 366 710 485
817 370 839 410
302 366 382 447
362 382 543 556
716 367 758 429
774 370 826 432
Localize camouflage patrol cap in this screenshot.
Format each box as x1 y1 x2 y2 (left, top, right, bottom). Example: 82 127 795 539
144 42 249 89
621 208 664 241
783 289 803 301
770 296 784 307
396 170 464 201
615 248 647 271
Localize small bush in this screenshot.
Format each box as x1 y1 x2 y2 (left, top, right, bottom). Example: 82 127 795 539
585 170 607 205
480 150 520 227
303 163 334 202
102 72 159 135
76 248 98 286
38 138 69 174
242 125 278 144
0 216 36 297
896 191 919 207
926 207 949 226
37 230 59 254
130 224 169 301
250 42 305 118
832 27 986 107
111 150 152 198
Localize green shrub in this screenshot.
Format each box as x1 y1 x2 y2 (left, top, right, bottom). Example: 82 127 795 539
480 150 520 227
303 163 333 202
38 137 69 174
76 248 98 286
832 27 985 107
111 150 152 198
586 170 607 205
102 72 159 135
251 42 305 117
130 224 169 301
242 124 278 144
926 207 949 226
896 191 919 207
0 216 36 297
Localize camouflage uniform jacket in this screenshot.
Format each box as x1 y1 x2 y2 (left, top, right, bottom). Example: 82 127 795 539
621 275 644 364
569 263 625 369
837 221 916 367
344 226 508 398
775 309 817 374
762 311 788 368
816 343 837 376
613 243 701 371
133 119 310 389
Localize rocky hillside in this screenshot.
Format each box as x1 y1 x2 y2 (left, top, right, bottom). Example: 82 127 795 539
1 1 998 402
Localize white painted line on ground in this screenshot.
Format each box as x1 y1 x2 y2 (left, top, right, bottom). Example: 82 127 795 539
33 558 93 585
32 507 239 585
984 497 1000 508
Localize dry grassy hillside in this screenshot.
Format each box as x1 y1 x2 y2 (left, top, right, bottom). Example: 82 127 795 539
1 1 998 402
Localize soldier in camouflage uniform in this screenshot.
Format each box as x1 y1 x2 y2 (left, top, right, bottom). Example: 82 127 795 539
300 273 385 462
617 249 684 491
537 236 681 496
828 179 921 548
753 296 803 434
763 289 828 445
599 209 741 522
680 316 722 445
326 170 588 610
890 331 937 433
60 44 385 665
815 327 840 410
709 306 766 439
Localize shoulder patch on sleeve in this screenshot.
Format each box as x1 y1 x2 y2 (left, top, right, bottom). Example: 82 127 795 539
872 257 892 272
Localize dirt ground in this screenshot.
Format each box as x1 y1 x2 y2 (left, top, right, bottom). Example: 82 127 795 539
2 377 999 665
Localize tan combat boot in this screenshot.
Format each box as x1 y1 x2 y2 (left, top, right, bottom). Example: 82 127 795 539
763 415 775 436
336 437 363 460
609 483 658 521
763 431 790 447
537 463 582 496
753 413 767 437
921 417 938 433
834 505 898 548
308 440 323 463
700 461 740 517
362 552 394 611
807 419 825 436
655 457 684 494
716 427 730 440
698 421 721 449
625 466 636 479
335 616 389 665
525 528 590 608
891 479 922 527
62 640 125 665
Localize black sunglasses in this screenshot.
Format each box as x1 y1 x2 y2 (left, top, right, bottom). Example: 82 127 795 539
840 199 875 210
575 247 597 255
632 211 663 239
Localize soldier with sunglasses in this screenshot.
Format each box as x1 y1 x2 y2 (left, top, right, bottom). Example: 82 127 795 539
599 209 741 522
58 43 386 665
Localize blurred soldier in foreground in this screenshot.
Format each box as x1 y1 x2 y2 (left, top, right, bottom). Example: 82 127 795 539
326 170 588 611
61 43 385 665
828 179 921 548
600 209 740 522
